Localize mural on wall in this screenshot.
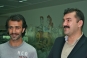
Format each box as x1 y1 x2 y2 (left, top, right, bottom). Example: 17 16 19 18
25 15 64 58
1 15 64 58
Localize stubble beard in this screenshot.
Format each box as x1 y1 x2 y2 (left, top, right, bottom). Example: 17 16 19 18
10 34 22 41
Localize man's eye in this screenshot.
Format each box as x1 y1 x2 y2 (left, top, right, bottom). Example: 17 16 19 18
68 20 71 22
9 27 12 29
16 27 20 29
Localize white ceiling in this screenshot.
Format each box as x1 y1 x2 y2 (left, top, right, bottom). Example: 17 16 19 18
0 0 85 15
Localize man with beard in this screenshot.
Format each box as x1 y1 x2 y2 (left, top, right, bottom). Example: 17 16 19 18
48 8 87 58
0 14 37 58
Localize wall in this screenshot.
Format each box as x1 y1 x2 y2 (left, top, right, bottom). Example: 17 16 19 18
1 0 87 36
0 16 8 30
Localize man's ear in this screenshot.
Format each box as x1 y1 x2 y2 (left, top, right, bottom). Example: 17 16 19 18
78 20 83 27
22 28 25 33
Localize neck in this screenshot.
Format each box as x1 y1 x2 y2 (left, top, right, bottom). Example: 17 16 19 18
9 38 23 47
67 31 82 45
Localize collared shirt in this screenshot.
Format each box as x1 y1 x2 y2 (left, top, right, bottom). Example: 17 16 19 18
61 32 83 58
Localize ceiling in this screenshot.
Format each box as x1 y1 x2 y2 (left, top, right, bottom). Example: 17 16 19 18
0 0 85 15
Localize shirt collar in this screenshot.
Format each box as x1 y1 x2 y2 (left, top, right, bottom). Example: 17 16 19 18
65 32 83 42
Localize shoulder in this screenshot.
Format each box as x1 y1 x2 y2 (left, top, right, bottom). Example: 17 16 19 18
52 36 65 46
0 42 8 48
55 36 65 42
81 34 87 39
23 42 36 51
23 42 37 58
80 34 87 43
0 42 8 51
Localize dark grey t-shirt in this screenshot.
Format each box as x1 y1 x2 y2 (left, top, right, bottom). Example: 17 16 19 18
0 41 37 58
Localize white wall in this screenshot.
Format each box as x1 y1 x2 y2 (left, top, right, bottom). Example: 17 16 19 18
1 0 87 36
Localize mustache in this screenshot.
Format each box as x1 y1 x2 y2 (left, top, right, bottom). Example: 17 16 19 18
64 26 70 28
10 33 19 35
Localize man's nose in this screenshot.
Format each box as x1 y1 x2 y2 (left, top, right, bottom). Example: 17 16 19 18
12 28 16 33
63 20 68 26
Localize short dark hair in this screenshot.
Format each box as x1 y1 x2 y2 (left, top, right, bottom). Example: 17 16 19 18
64 8 84 29
5 14 27 37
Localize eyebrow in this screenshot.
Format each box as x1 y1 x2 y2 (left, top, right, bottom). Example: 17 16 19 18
65 18 71 20
9 26 21 28
63 18 71 20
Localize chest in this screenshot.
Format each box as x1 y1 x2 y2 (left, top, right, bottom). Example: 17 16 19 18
0 48 29 58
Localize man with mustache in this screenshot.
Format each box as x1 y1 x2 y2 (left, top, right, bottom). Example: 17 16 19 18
0 14 37 58
48 8 87 58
